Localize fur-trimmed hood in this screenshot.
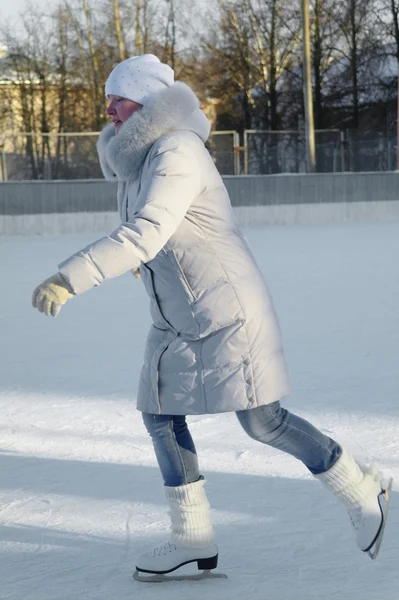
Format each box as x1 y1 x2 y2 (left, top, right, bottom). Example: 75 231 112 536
97 82 211 181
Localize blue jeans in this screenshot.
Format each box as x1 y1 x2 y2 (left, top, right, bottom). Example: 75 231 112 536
142 402 342 487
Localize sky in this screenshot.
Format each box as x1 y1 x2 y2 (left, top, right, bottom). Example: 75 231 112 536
0 0 208 47
0 0 50 25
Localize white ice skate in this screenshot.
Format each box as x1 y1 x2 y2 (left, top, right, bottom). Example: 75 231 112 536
133 541 227 582
348 466 392 559
133 479 227 583
316 449 393 560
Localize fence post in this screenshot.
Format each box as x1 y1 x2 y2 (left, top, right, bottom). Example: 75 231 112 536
301 0 316 172
233 132 240 175
387 133 392 171
0 133 8 182
243 130 249 175
340 130 345 172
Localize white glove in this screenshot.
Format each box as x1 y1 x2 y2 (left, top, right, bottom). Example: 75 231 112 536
32 273 74 317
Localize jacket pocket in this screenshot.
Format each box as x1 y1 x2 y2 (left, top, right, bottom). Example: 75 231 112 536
169 249 197 303
140 263 172 330
151 332 175 414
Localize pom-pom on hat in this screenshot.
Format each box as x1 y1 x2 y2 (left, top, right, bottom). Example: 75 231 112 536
105 54 174 105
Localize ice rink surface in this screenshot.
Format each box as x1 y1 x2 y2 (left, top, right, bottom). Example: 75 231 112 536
1 221 398 600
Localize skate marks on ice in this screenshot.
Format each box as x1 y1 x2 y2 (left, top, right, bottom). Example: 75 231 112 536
1 452 398 598
1 412 398 599
368 477 393 560
1 225 399 599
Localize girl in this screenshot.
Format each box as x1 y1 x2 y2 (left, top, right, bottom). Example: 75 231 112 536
32 54 392 580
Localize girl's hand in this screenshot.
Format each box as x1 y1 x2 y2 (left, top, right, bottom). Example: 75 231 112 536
32 273 74 317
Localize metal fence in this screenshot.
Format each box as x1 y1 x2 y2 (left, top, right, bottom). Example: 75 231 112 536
244 129 343 174
0 130 239 181
0 132 102 181
345 130 397 172
243 129 398 175
0 129 397 180
207 130 240 176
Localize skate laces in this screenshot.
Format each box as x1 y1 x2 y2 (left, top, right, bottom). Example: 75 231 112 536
150 541 177 557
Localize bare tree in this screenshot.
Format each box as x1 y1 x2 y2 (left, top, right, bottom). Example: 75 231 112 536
164 0 176 69
83 0 103 128
0 0 391 167
201 1 256 129
388 0 399 61
311 0 341 128
113 0 127 61
54 7 69 177
332 0 376 129
0 6 57 178
244 0 301 130
199 0 302 133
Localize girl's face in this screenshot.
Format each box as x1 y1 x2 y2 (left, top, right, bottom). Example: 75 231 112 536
106 95 143 133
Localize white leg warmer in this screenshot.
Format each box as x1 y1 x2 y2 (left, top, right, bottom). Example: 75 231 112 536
314 448 378 508
314 448 389 551
166 479 215 548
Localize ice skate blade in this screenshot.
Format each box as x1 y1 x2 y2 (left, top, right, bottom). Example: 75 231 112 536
367 477 393 560
133 569 228 583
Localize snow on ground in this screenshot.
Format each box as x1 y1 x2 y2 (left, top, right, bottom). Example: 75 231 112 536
0 221 398 600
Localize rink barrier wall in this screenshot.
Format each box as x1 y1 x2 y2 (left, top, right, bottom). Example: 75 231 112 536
1 173 399 234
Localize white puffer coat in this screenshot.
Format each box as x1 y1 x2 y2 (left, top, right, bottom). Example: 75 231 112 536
59 82 291 415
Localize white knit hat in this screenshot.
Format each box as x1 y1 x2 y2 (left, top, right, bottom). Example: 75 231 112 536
105 54 174 105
